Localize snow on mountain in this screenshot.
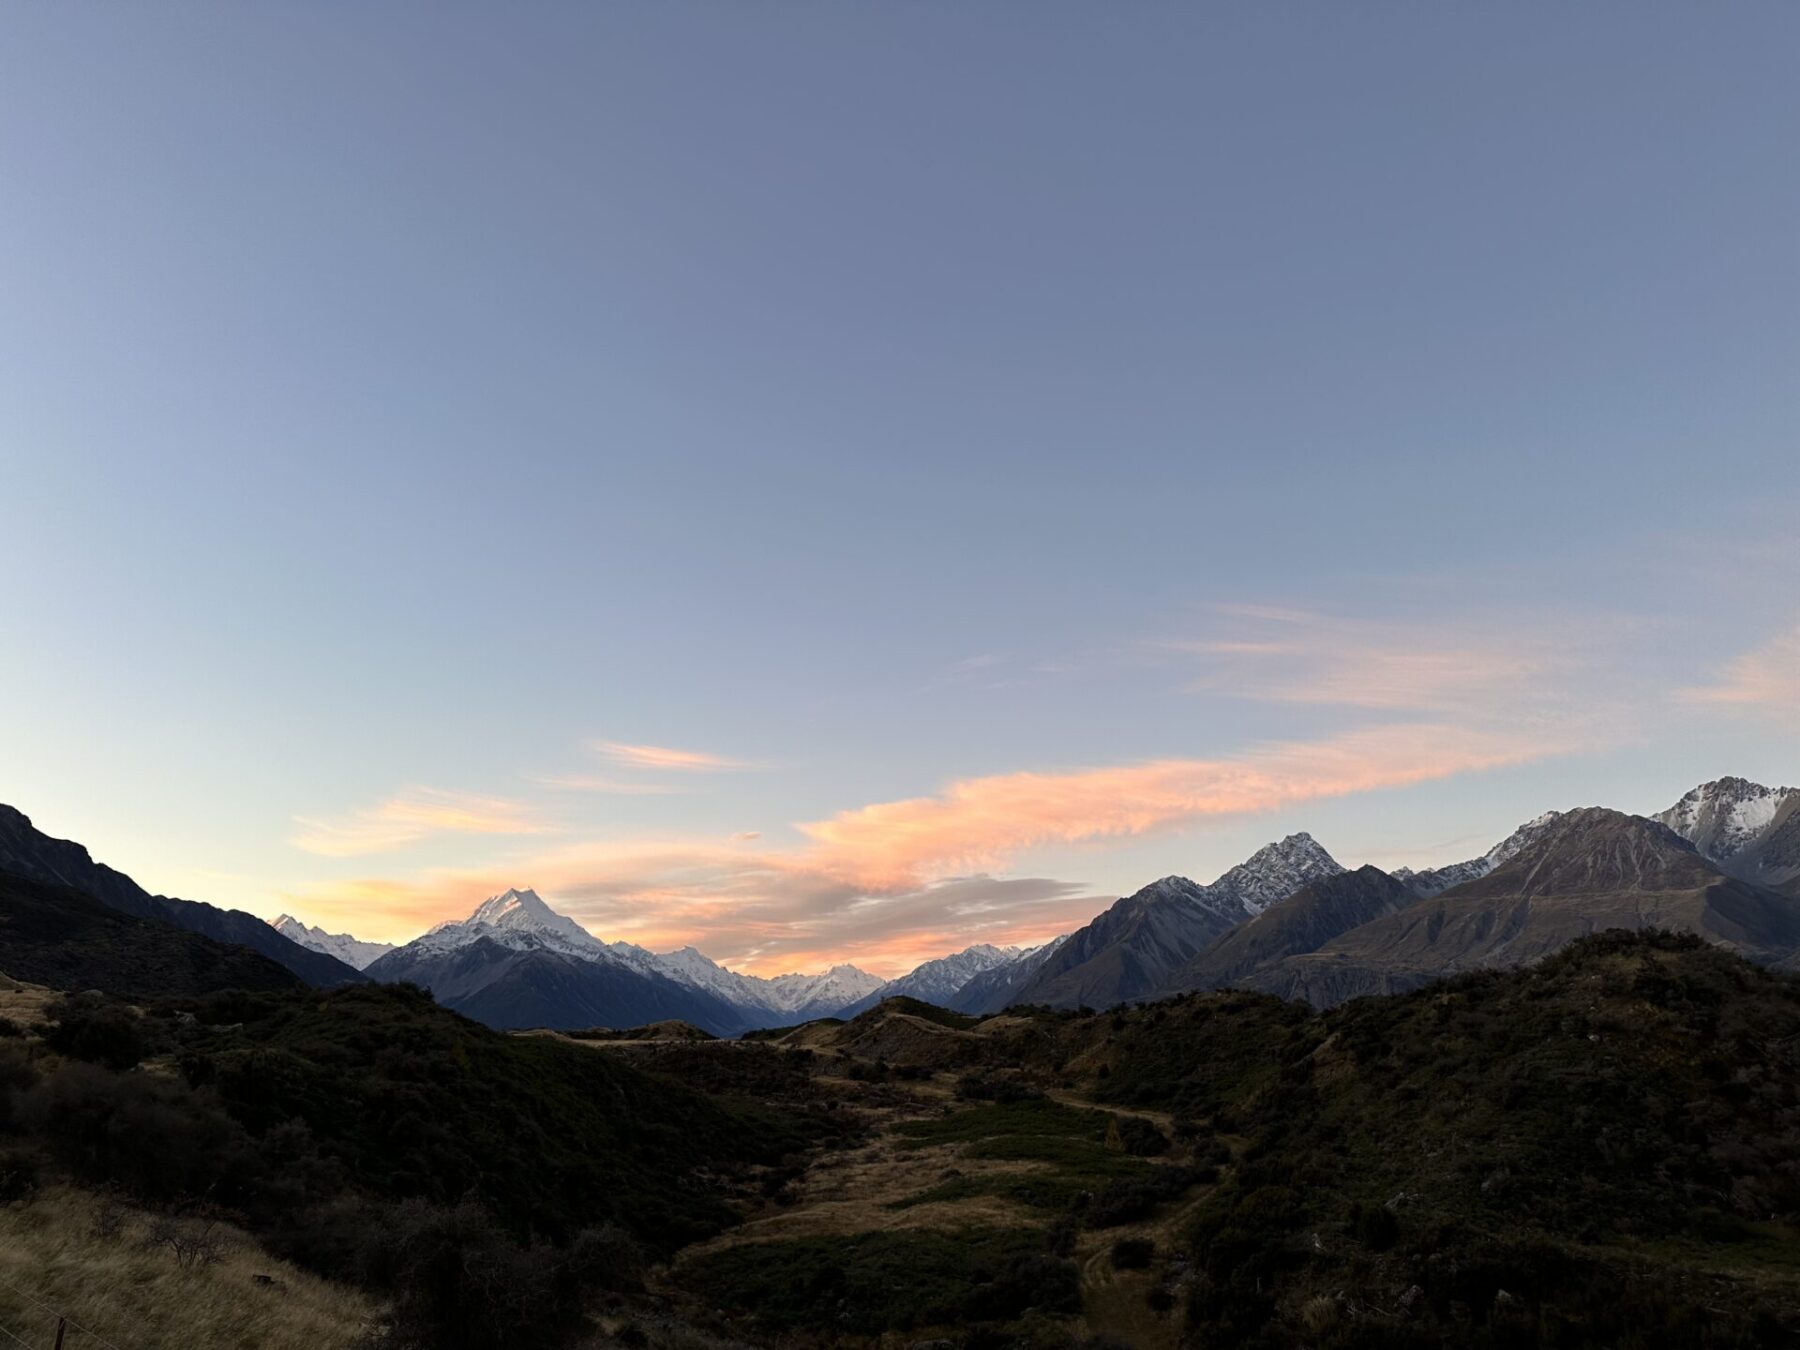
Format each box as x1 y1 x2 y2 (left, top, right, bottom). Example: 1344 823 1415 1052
1394 811 1564 899
843 943 1026 1016
763 963 887 1016
1008 835 1346 1010
1197 832 1346 916
417 886 610 958
382 888 881 1026
1656 777 1800 891
641 946 880 1020
947 934 1070 1014
269 915 396 971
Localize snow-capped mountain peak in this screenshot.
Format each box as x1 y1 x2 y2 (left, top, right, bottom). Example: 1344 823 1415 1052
852 942 1024 1010
1659 778 1791 854
269 914 396 971
418 887 608 958
388 888 887 1026
1206 832 1346 915
1655 777 1800 890
467 887 558 928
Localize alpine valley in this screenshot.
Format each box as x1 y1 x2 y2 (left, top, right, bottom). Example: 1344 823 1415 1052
4 776 1800 1349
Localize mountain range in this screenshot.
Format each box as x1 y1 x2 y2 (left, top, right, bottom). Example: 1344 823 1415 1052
360 886 887 1035
2 776 1796 1030
271 914 396 970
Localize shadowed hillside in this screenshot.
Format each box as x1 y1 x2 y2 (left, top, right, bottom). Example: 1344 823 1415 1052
0 866 300 996
0 805 362 987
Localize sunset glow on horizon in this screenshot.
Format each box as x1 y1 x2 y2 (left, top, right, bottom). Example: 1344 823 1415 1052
2 5 1794 980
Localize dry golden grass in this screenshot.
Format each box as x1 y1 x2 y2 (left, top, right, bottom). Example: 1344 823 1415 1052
676 1089 1048 1260
0 1186 380 1350
0 980 60 1029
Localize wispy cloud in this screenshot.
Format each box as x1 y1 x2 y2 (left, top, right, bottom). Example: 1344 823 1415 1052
290 789 553 858
590 740 747 771
1162 608 1611 718
1681 623 1800 727
523 773 681 795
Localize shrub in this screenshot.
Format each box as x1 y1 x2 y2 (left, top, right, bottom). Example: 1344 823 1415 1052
1111 1237 1155 1270
42 994 151 1070
18 1061 259 1204
1113 1116 1170 1157
971 1253 1082 1321
0 1043 37 1128
1086 1166 1199 1228
0 1148 37 1202
372 1199 603 1350
1351 1200 1400 1251
680 1228 1054 1334
958 1073 1046 1104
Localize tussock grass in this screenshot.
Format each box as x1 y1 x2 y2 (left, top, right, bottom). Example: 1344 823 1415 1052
893 1096 1111 1149
0 1185 379 1350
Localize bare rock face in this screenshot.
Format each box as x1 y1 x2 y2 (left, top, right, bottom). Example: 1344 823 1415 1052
1170 865 1420 993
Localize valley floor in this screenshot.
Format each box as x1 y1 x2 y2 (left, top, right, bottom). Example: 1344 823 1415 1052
589 1033 1218 1348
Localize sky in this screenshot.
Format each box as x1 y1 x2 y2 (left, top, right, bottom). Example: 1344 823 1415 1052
1 4 1795 978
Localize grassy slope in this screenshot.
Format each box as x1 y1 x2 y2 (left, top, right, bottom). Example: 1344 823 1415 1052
0 1185 377 1350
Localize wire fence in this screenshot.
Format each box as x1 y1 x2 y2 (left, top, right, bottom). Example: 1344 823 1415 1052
0 1274 133 1350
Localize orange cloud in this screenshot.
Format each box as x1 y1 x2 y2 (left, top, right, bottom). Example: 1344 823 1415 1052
290 789 553 858
797 722 1550 891
281 721 1558 972
1681 624 1800 727
590 740 747 771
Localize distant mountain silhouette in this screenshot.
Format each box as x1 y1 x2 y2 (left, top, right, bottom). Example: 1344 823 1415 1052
0 804 363 987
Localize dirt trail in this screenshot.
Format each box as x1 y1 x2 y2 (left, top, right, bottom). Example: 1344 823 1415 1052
670 1066 1221 1348
1042 1086 1179 1132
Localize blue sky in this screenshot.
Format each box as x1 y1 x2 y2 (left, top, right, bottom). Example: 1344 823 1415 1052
2 4 1795 974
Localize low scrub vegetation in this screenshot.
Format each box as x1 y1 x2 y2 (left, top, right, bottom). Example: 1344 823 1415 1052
0 982 845 1350
678 1228 1077 1334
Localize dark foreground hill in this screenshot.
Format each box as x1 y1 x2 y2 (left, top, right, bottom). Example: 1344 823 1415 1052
0 865 300 995
7 928 1798 1348
1076 931 1800 1347
0 805 362 987
658 931 1800 1348
0 978 848 1347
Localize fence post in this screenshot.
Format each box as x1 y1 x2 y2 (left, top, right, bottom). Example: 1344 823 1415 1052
52 1318 65 1350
